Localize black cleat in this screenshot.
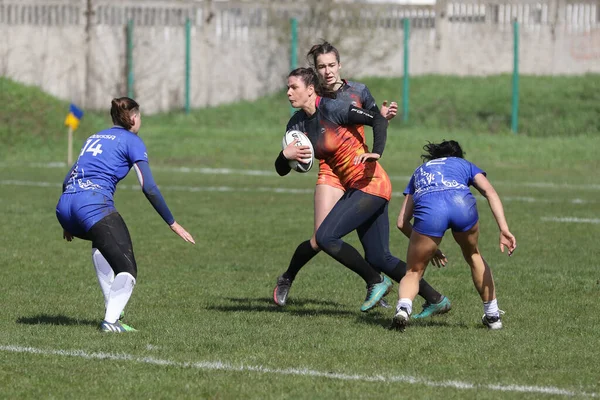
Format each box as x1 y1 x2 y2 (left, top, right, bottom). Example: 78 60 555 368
273 275 292 307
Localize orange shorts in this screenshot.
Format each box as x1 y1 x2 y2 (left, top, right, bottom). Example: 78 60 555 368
316 161 344 191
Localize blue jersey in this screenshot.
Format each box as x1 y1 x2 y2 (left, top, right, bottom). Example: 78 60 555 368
64 126 148 199
404 157 485 203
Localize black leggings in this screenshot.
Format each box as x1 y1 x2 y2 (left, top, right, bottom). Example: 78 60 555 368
315 189 395 284
87 212 138 279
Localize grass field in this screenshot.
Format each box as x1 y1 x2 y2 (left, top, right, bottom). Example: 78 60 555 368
1 76 600 399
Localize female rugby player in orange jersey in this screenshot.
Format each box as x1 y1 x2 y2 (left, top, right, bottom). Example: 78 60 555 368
273 43 450 318
274 67 446 312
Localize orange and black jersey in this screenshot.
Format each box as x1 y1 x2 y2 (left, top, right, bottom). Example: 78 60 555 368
276 96 392 201
316 80 379 188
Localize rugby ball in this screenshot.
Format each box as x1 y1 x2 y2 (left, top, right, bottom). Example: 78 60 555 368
281 130 314 173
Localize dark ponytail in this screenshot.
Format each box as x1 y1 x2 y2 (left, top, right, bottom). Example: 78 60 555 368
421 140 465 162
110 97 139 130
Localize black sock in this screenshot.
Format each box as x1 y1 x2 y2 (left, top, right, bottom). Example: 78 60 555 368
385 260 443 304
418 280 443 304
282 240 319 281
328 242 381 286
385 260 407 282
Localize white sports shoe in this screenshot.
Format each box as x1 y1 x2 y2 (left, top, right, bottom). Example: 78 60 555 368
482 310 505 330
391 308 410 331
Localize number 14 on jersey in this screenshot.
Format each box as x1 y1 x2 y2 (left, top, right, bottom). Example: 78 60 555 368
80 139 103 157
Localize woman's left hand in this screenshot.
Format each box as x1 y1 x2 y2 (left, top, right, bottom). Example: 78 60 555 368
63 230 74 242
430 249 448 268
354 153 380 165
380 100 398 121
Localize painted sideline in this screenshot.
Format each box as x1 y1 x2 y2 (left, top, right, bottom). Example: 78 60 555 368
0 179 597 205
541 217 600 224
0 345 596 397
1 162 600 191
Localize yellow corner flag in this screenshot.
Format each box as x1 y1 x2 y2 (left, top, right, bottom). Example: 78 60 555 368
64 103 84 131
65 103 84 164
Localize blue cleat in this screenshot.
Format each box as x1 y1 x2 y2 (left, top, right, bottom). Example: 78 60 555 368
100 320 137 333
412 296 452 319
360 275 392 312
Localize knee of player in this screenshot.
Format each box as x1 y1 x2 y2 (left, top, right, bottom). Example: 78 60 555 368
315 231 337 253
309 236 320 251
364 253 387 270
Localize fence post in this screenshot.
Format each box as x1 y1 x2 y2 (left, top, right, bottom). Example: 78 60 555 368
185 17 191 114
290 17 298 116
511 19 519 133
402 18 410 122
127 19 134 99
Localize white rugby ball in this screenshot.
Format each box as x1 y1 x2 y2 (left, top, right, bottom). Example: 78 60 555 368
281 130 314 173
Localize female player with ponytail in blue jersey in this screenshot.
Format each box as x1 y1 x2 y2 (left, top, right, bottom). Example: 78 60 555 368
392 140 516 331
56 97 195 333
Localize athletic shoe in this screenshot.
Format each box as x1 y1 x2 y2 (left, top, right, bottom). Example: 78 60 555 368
378 299 391 308
273 275 292 307
391 307 410 331
360 275 392 312
99 320 137 333
412 296 452 319
482 310 505 330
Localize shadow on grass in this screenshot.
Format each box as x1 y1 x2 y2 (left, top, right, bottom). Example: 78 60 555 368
206 296 355 317
225 296 343 308
354 313 470 330
16 314 97 327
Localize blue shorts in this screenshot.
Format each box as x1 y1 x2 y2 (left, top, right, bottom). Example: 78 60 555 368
56 191 117 237
412 190 479 238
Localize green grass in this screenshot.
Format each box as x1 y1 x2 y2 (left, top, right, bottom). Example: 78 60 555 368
1 77 600 399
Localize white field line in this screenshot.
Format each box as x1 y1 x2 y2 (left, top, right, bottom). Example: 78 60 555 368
541 217 600 224
2 162 600 191
0 345 596 398
0 179 597 205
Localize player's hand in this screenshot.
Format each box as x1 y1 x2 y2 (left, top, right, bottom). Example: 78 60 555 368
63 230 74 242
430 249 448 268
380 100 398 121
500 230 516 256
354 153 380 165
283 139 312 162
170 222 196 244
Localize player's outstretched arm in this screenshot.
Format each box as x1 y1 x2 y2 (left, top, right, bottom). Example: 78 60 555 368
133 161 195 244
170 222 195 244
473 173 517 255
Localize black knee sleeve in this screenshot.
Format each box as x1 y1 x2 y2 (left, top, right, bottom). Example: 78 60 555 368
89 212 138 279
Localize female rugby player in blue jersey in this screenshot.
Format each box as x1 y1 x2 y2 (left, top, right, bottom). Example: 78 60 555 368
274 42 450 318
392 140 516 331
56 97 195 333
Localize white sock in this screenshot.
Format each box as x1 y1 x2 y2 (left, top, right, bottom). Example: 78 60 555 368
105 272 136 324
483 298 499 318
92 248 114 307
397 298 413 315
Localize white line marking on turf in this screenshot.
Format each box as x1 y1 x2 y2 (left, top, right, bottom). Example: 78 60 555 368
541 217 600 224
3 162 600 191
1 180 598 205
0 345 596 398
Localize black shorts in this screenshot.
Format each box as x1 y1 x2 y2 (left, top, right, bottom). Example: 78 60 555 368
87 212 138 278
